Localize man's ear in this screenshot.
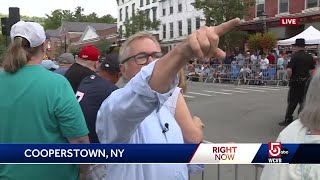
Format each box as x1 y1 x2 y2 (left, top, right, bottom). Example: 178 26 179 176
119 64 125 74
94 61 100 71
117 72 122 78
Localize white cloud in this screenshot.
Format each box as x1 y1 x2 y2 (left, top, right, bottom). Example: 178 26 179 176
0 0 118 18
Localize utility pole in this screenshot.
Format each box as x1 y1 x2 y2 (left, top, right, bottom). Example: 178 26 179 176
259 11 267 33
1 17 9 47
64 35 67 53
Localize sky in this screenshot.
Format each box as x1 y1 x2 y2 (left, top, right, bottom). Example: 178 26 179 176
0 0 118 18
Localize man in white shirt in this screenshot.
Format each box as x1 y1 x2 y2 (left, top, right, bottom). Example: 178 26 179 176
250 52 258 65
96 18 241 180
260 53 269 70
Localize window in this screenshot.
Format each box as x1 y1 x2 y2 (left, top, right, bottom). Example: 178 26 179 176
146 9 150 20
169 0 173 14
162 8 166 16
122 0 124 3
152 7 157 22
196 17 201 29
178 21 182 36
256 0 265 17
147 0 150 5
306 0 318 9
125 6 129 20
119 8 122 21
187 19 192 35
170 6 173 14
178 3 182 12
162 24 166 39
132 3 135 16
140 0 144 7
170 22 173 38
279 0 289 13
152 0 157 2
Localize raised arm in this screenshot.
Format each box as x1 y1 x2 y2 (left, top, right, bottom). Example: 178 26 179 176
150 18 240 93
96 18 240 143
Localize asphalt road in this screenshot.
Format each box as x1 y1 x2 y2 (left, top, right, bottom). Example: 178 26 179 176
184 82 293 180
185 82 291 143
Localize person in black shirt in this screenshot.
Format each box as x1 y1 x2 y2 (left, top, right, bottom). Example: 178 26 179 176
279 38 316 126
76 54 120 143
64 45 100 92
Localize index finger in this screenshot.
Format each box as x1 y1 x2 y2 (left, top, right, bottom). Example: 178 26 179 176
213 18 241 36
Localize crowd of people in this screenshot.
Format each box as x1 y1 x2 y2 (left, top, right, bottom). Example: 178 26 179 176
185 48 318 85
0 18 320 180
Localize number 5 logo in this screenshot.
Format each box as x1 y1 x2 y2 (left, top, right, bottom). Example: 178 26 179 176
268 142 282 158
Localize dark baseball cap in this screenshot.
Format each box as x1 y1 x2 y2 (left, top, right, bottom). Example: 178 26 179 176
100 54 120 74
58 53 75 64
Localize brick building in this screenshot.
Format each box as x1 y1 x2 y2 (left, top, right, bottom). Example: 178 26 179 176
239 0 320 40
45 22 117 58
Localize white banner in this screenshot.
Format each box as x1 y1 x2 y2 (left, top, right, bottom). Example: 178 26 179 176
189 143 262 164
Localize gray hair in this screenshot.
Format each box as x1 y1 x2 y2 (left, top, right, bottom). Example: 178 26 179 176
300 69 320 130
119 31 160 64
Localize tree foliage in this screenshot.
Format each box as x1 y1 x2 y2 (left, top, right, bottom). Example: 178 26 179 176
44 6 117 30
70 47 81 57
0 13 46 32
95 39 111 56
247 32 277 52
0 34 7 63
193 0 254 51
122 10 161 38
247 33 260 51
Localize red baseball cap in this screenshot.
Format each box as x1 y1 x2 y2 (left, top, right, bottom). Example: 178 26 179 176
79 45 100 61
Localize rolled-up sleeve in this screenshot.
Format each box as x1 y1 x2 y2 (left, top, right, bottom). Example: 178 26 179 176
96 60 178 143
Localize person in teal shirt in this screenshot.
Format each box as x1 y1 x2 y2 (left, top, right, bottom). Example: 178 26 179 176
0 21 89 179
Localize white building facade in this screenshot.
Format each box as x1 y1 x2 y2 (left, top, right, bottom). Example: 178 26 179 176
117 0 160 37
116 0 205 52
158 0 205 52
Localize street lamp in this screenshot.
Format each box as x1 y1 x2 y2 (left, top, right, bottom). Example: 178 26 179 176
259 11 267 33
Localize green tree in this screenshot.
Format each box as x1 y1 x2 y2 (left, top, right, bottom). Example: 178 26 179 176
70 47 80 56
0 13 46 31
123 10 161 38
0 34 7 64
95 39 111 56
258 32 277 51
247 32 277 52
44 9 74 29
84 12 99 22
98 15 117 24
247 34 260 52
74 6 85 22
21 15 46 26
193 0 254 51
44 7 117 30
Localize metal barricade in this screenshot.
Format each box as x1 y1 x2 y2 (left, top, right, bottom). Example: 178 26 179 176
190 164 263 180
185 64 289 86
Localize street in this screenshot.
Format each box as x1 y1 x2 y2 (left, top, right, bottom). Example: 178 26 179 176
185 82 292 180
186 82 290 143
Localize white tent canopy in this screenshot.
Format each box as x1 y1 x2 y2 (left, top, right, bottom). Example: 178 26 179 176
278 26 320 46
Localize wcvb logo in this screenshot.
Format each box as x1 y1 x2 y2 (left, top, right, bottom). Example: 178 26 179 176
268 142 282 158
280 18 299 26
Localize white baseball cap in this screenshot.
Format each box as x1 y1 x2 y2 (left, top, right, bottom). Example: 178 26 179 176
10 21 46 47
41 60 59 70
